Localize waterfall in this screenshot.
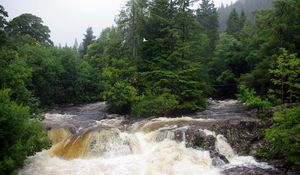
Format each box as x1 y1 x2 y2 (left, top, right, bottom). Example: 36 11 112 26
18 101 275 175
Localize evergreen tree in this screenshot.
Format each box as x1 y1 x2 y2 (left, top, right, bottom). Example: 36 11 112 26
196 0 219 54
0 5 8 29
0 5 8 47
73 38 78 52
80 27 96 56
140 0 207 112
226 9 240 37
78 42 84 53
117 0 147 59
218 0 275 31
240 0 300 97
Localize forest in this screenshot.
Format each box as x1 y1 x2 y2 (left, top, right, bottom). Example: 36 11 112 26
0 0 299 174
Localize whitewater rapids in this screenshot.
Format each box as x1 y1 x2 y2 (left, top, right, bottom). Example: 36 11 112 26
18 101 273 175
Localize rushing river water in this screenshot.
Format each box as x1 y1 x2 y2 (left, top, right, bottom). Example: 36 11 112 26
19 100 277 175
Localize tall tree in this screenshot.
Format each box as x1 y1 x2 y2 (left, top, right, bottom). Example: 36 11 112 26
218 0 276 31
0 5 8 47
196 0 219 54
0 5 8 29
80 27 96 56
140 0 207 111
270 48 300 103
72 38 78 52
226 9 241 37
116 0 147 59
6 13 53 45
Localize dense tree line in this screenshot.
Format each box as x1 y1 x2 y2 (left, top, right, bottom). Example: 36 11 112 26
87 0 298 114
218 0 275 31
84 0 219 116
0 0 299 172
0 5 100 174
82 0 299 165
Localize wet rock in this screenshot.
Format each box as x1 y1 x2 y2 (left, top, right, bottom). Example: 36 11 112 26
213 120 272 155
171 128 230 165
203 135 216 151
104 114 123 119
211 151 229 166
212 156 227 167
222 166 282 175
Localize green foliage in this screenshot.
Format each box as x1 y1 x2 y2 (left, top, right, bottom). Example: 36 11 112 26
0 5 8 47
80 27 96 56
196 0 219 55
83 0 209 116
54 47 100 103
6 13 53 45
99 56 137 113
218 0 275 32
104 81 137 114
131 92 178 117
226 9 246 39
270 48 300 103
0 47 41 112
116 0 147 59
138 0 208 113
0 89 50 175
258 105 300 166
85 27 123 68
208 33 247 98
17 44 100 106
237 84 271 112
240 0 300 98
0 5 8 29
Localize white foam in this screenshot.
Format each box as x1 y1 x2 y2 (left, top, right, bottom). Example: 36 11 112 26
19 132 221 175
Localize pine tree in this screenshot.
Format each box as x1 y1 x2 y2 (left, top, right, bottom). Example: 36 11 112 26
73 38 78 52
226 9 240 37
139 0 207 111
196 0 219 55
0 5 8 29
116 0 147 59
80 27 96 56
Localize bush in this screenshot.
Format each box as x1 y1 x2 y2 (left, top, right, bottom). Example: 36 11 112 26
0 89 50 175
131 92 179 117
237 84 271 112
262 105 300 166
104 81 137 114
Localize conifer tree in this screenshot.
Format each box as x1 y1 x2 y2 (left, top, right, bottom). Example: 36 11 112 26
73 38 78 52
139 0 207 111
196 0 219 54
226 9 240 37
80 27 96 56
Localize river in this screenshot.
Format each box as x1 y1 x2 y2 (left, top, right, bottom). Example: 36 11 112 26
18 100 279 175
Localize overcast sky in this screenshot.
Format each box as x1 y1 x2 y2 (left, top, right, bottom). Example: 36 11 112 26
1 0 236 46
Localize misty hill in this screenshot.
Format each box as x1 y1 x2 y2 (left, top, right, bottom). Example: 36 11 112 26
218 0 276 31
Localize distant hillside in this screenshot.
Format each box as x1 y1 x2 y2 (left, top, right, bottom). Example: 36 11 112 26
218 0 275 31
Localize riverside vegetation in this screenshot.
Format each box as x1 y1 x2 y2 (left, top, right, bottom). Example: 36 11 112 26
0 0 299 174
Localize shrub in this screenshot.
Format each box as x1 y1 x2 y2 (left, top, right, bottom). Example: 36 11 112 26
104 81 137 114
237 84 271 112
262 105 300 166
131 92 179 117
0 89 50 175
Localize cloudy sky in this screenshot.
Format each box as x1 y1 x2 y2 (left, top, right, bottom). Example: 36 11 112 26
1 0 236 46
